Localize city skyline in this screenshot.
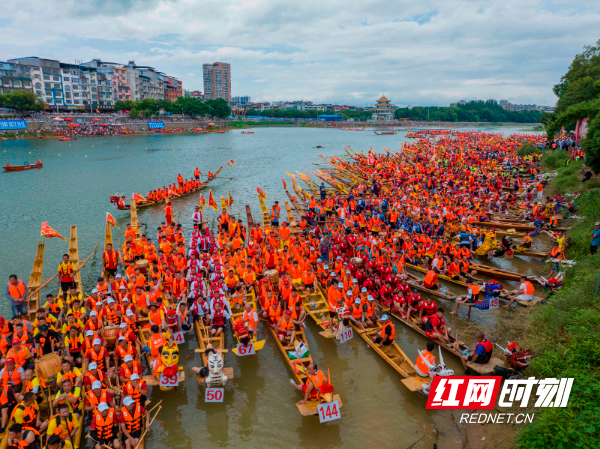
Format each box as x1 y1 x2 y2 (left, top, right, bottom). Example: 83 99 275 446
1 1 599 107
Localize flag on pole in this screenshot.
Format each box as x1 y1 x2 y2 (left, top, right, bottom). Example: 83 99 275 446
199 194 206 208
281 177 287 190
257 186 268 200
208 190 218 211
230 159 236 165
106 212 116 227
132 193 147 203
41 222 66 241
228 191 234 206
284 170 296 178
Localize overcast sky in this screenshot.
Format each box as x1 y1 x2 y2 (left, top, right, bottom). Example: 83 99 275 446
2 0 599 107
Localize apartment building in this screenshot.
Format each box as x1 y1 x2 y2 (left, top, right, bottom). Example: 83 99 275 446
8 57 64 108
189 90 204 99
0 61 33 95
166 77 183 102
203 62 231 101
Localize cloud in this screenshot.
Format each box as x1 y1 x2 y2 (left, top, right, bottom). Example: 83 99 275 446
1 0 599 106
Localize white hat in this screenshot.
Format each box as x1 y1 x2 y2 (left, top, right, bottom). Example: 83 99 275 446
352 279 358 283
88 362 98 369
91 289 98 294
126 309 134 316
337 282 343 288
118 336 126 341
130 373 140 380
90 311 97 316
324 265 329 269
346 270 351 274
596 222 600 226
92 380 103 390
123 396 135 407
120 322 128 328
368 295 374 301
119 285 127 290
124 355 133 362
115 274 122 278
361 287 367 293
98 402 110 412
93 338 102 345
107 298 115 304
122 295 130 300
86 330 94 336
346 290 352 295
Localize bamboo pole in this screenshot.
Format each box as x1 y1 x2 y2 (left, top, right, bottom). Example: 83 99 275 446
133 405 162 449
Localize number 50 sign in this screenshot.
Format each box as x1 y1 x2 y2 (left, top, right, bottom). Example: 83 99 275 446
317 400 341 423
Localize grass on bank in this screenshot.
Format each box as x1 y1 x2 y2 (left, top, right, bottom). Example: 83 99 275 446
1 130 54 140
495 147 600 448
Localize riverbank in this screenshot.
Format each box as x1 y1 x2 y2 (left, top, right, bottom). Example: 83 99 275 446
488 149 600 448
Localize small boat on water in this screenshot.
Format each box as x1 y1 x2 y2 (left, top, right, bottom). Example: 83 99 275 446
374 131 397 135
241 131 254 134
3 161 43 171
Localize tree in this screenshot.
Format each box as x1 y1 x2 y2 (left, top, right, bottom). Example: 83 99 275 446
4 89 38 113
33 100 46 112
207 99 231 119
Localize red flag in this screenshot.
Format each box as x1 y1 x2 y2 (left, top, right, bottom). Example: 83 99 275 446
106 212 116 227
199 194 206 207
230 159 236 165
40 222 66 241
281 177 287 190
132 193 147 203
208 190 218 211
222 196 229 207
257 186 268 200
228 191 234 206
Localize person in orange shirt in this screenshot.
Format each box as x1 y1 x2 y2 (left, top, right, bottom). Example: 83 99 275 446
164 201 173 225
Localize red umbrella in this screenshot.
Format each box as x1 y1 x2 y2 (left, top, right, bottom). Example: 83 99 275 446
64 117 74 122
91 118 101 121
123 110 130 113
99 123 109 126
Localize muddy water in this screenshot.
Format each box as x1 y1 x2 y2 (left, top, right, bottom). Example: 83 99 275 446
0 125 543 448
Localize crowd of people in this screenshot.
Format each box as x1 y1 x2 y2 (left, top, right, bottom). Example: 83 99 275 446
2 130 582 447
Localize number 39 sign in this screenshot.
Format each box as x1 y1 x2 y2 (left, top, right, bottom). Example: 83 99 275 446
159 372 179 388
317 400 341 423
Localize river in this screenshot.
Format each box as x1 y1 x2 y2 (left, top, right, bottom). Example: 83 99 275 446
1 125 543 448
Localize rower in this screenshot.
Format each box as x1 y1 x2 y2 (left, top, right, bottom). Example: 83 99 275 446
450 283 481 315
371 314 395 347
120 396 150 449
459 331 493 374
90 402 120 449
291 362 330 405
504 275 535 308
422 268 440 290
415 342 437 377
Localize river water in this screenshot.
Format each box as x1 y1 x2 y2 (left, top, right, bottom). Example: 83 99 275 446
1 125 543 448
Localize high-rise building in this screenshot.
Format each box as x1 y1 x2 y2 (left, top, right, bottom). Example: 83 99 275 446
203 62 231 101
232 95 250 103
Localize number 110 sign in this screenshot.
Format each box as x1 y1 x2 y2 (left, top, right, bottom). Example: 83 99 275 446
317 400 341 423
338 328 353 344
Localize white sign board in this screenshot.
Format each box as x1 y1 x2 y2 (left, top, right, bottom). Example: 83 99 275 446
236 342 255 356
205 388 224 402
159 371 180 388
317 400 341 423
338 328 353 344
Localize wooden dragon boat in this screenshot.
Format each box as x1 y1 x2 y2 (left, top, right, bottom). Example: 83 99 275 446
317 286 427 392
111 166 223 210
474 220 567 232
267 320 343 416
193 317 233 384
229 289 266 355
3 162 43 171
378 303 504 375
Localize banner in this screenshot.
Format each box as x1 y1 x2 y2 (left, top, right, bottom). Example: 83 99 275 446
575 118 589 142
148 121 165 129
0 120 27 130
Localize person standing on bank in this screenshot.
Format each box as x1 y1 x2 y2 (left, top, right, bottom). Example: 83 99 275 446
590 222 600 255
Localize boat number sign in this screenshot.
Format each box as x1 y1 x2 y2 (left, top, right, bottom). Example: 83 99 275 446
236 342 255 356
147 121 165 129
338 328 353 344
159 372 180 388
173 331 185 344
318 401 341 423
205 388 224 402
489 297 500 310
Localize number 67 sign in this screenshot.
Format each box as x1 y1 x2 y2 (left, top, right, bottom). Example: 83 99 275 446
317 400 341 423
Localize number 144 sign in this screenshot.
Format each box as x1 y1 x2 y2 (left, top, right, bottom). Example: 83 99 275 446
318 400 341 423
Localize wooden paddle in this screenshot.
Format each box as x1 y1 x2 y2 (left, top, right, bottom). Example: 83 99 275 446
133 405 162 449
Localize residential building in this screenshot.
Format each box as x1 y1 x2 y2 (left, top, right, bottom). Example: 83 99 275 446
203 62 231 101
232 95 250 103
8 57 63 108
372 96 395 120
113 66 132 102
166 77 183 101
0 61 33 96
59 62 84 109
189 90 204 99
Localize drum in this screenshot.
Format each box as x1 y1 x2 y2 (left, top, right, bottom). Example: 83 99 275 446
35 353 61 380
350 257 363 266
378 232 387 237
226 242 233 250
136 259 149 272
265 269 279 289
103 325 119 348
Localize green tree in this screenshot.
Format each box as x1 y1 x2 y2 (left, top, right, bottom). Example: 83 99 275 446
33 100 46 112
207 99 231 119
4 89 38 112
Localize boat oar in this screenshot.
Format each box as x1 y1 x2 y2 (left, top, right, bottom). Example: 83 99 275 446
133 405 162 449
145 399 163 414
